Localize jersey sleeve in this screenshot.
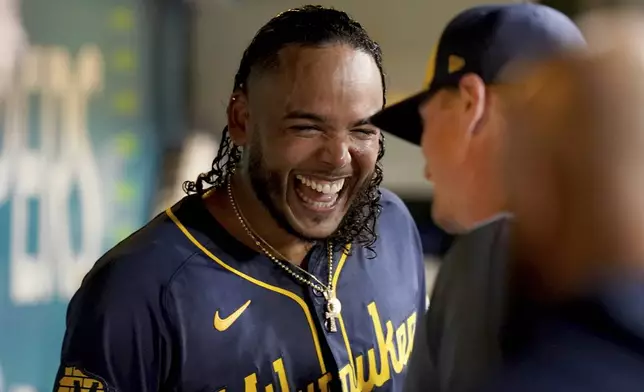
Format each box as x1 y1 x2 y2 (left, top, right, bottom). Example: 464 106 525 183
52 257 175 392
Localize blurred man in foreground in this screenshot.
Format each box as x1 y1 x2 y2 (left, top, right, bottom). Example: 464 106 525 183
370 4 585 392
486 12 644 391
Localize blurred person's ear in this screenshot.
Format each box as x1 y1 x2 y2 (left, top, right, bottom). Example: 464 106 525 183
0 0 27 96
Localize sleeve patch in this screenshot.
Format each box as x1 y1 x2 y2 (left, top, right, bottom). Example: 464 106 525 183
56 366 110 392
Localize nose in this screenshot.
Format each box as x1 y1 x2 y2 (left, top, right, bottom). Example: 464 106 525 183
319 134 351 169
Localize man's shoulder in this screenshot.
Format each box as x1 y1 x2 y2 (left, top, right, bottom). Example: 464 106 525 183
446 214 512 260
436 214 512 290
81 196 202 296
460 213 512 242
377 187 416 226
372 188 424 268
379 187 410 211
376 187 422 245
424 215 513 392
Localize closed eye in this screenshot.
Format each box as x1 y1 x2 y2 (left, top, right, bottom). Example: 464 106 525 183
352 128 378 135
289 125 323 135
351 128 379 139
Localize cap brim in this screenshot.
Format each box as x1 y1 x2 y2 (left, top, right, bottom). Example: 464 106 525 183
370 91 429 146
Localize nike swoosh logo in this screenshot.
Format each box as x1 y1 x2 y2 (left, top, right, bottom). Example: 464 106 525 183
214 300 251 331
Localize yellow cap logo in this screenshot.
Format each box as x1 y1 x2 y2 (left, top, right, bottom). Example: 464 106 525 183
448 55 466 74
424 44 467 86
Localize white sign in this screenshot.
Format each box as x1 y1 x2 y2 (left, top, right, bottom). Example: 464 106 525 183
0 45 105 305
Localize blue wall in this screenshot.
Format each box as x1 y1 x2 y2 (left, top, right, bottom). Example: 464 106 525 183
0 1 185 389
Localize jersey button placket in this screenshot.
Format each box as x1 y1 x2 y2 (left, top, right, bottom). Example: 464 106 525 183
307 246 328 307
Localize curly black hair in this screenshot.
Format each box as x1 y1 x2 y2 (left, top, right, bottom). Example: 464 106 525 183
184 5 387 255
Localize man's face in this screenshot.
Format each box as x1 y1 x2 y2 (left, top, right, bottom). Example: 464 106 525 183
419 89 473 232
237 44 383 241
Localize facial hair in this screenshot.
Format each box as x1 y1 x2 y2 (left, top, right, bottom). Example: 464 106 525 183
245 140 374 244
247 141 319 242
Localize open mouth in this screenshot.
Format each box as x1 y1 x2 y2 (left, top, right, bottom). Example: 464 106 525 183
294 174 347 212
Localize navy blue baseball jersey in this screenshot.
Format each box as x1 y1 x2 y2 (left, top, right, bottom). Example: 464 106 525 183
53 188 426 392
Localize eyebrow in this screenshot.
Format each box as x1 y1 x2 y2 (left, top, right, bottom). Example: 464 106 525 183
283 110 327 123
284 110 374 128
352 118 372 127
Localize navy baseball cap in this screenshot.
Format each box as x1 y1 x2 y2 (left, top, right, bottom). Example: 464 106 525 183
370 4 586 145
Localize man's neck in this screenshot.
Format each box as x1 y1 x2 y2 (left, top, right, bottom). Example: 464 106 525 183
204 174 314 266
464 159 509 231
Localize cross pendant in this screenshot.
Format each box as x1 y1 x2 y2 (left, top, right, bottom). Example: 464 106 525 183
324 291 342 333
325 313 338 332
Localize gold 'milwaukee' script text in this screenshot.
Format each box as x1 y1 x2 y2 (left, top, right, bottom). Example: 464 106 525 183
233 301 417 392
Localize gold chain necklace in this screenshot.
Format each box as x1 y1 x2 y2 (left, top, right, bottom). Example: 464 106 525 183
227 178 342 332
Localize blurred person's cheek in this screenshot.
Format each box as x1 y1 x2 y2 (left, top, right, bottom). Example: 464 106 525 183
0 0 26 96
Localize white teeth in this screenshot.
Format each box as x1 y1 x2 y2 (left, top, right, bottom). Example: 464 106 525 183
295 175 345 194
296 190 337 208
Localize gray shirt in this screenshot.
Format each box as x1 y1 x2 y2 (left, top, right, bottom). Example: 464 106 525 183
405 216 512 392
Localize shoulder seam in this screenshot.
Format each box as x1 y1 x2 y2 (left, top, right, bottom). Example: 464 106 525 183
165 249 200 289
161 250 200 330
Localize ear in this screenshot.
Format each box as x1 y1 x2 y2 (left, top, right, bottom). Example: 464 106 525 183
227 91 250 146
457 73 486 134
